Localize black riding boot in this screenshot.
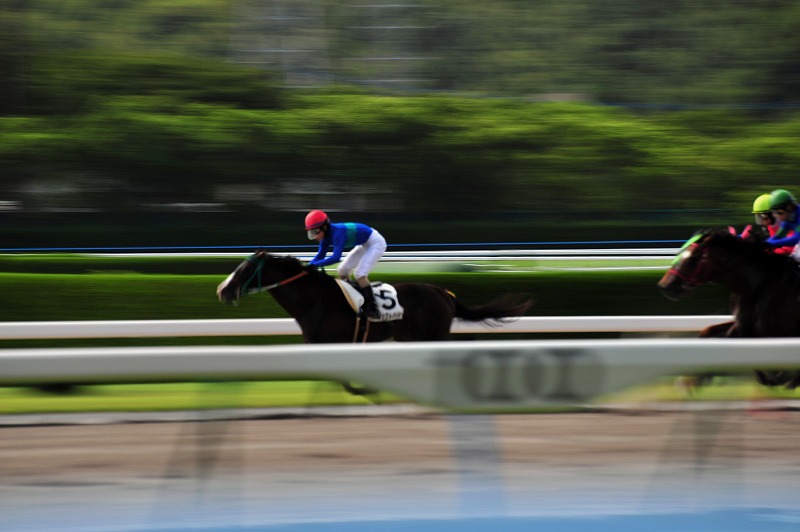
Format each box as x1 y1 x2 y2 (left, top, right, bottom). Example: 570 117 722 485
359 285 380 319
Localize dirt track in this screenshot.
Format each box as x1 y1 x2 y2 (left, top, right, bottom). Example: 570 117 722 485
2 408 800 530
2 409 799 478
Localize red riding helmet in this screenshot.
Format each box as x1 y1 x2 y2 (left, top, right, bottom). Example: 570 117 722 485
304 210 329 230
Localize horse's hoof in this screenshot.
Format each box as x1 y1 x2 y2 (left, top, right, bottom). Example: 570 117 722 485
341 381 378 397
783 373 800 390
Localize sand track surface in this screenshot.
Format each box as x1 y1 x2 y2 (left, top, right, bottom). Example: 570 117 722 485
2 408 799 530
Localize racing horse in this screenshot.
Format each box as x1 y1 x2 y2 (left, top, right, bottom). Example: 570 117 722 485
217 250 532 343
658 228 800 388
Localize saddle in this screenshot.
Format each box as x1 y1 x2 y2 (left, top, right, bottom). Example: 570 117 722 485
335 280 404 322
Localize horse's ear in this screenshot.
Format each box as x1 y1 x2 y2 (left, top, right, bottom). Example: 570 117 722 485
255 249 267 257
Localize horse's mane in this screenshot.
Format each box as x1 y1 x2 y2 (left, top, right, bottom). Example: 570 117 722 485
262 252 331 282
264 253 303 270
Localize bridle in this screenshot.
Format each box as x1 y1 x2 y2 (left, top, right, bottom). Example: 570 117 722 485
664 239 710 288
240 255 309 295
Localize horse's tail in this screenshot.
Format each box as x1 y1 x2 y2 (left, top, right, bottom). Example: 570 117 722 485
450 292 532 325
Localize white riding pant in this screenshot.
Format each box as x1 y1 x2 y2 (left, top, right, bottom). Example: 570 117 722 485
337 230 387 281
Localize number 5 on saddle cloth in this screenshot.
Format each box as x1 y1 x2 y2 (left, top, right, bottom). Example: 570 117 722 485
335 280 405 322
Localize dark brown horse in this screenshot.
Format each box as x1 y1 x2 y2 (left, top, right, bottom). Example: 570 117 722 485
217 250 532 343
658 229 800 387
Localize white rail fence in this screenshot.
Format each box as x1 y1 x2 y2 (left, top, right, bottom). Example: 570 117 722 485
4 316 800 412
0 315 731 340
374 248 680 262
331 248 679 262
1 338 799 411
96 247 680 262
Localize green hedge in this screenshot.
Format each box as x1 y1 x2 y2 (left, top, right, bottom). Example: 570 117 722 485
0 253 729 320
0 268 729 346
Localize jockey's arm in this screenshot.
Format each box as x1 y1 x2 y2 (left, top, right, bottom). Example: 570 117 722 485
767 231 800 248
309 243 331 265
309 232 347 267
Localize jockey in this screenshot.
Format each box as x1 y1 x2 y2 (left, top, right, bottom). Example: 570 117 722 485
740 194 773 241
304 209 387 319
741 193 794 254
766 188 800 257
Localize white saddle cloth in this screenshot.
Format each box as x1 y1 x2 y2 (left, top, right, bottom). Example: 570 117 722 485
335 280 404 322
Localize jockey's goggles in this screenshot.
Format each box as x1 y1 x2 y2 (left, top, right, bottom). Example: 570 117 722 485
307 228 323 240
774 209 787 216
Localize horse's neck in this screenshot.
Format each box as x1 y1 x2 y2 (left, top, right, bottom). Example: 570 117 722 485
269 289 304 320
712 248 770 299
715 248 794 324
704 242 800 336
270 275 336 321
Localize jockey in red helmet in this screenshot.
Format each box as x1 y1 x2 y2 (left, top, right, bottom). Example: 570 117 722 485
304 209 329 234
304 210 387 319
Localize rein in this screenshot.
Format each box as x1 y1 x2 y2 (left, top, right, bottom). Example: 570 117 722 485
262 270 308 291
242 257 309 295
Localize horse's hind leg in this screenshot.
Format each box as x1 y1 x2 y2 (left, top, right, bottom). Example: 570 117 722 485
700 321 735 339
783 372 800 389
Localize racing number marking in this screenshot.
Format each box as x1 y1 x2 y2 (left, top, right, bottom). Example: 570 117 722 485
376 289 398 310
438 348 605 403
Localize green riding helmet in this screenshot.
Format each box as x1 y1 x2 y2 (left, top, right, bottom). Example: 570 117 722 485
752 194 772 214
769 188 796 210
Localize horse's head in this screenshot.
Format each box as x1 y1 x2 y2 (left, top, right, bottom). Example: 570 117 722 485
659 228 784 301
658 230 715 301
216 250 308 305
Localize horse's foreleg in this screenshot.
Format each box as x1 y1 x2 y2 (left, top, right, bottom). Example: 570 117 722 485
678 321 736 391
340 381 380 400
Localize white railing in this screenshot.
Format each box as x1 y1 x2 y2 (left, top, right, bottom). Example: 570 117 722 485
0 338 797 411
0 315 731 340
91 247 680 262
379 248 679 261
0 314 743 412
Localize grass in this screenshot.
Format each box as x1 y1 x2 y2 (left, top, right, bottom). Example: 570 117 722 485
601 375 800 404
1 375 795 416
0 381 405 415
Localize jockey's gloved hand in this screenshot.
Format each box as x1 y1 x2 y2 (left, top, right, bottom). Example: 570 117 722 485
304 263 318 272
750 226 770 242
